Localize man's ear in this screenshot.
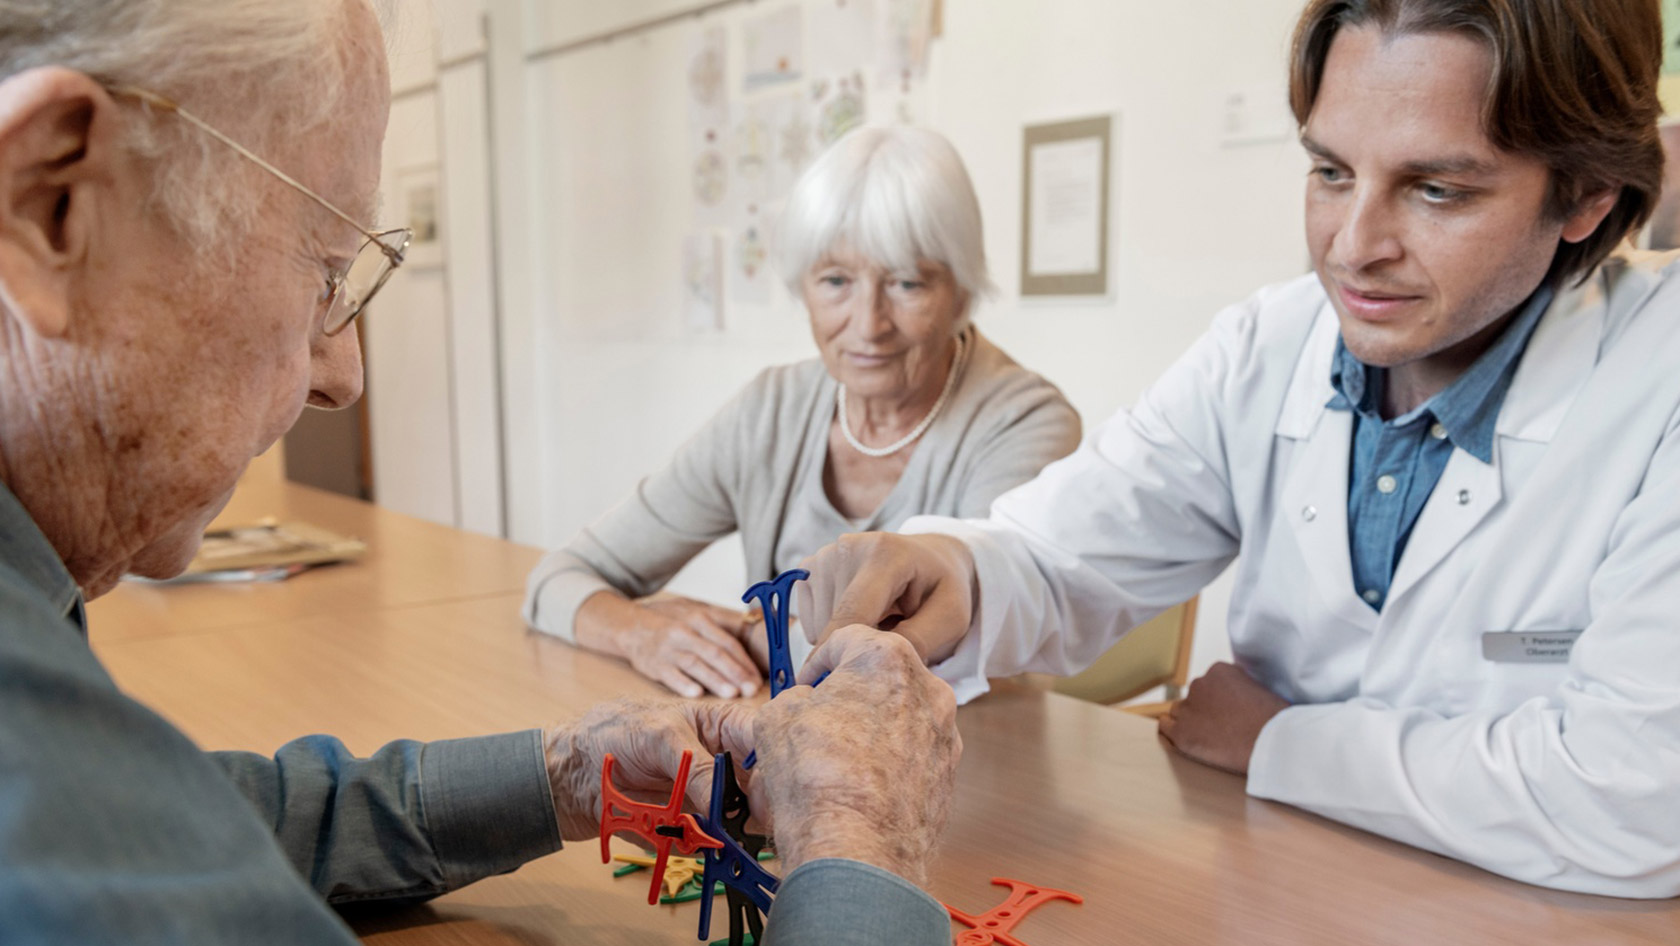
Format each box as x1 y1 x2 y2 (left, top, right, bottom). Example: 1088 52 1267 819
0 67 123 339
1560 188 1620 245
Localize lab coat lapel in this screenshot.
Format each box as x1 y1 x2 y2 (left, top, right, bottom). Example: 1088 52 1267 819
1277 306 1375 628
1386 273 1610 606
1385 448 1502 606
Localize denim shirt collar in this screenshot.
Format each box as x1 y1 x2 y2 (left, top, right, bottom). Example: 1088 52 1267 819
1328 285 1554 463
0 479 86 630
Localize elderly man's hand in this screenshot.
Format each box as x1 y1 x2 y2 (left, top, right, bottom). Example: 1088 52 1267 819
745 625 962 887
542 697 755 841
1157 662 1289 776
797 532 977 664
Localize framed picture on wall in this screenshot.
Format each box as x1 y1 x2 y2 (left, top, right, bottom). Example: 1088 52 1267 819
397 163 443 270
1020 114 1113 297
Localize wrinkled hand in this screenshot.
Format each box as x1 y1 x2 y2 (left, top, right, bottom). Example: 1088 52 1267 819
797 532 977 664
582 592 764 699
543 696 756 841
1158 662 1289 776
745 625 962 887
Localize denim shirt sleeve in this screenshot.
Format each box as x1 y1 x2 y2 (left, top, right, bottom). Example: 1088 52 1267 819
762 859 951 945
0 576 365 944
210 730 561 905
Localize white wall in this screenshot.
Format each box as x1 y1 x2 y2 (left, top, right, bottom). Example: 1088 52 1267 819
366 0 505 536
366 5 457 527
490 0 1312 678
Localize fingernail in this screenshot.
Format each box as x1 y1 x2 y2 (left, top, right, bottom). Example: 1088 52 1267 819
740 683 758 698
719 686 738 699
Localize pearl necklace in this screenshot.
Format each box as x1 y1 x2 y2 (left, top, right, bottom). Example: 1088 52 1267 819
836 334 966 458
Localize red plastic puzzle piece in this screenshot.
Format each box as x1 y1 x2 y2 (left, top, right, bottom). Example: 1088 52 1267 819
599 750 724 905
945 877 1084 946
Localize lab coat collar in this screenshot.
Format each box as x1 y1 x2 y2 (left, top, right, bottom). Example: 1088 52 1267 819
1275 300 1342 442
1276 275 1612 449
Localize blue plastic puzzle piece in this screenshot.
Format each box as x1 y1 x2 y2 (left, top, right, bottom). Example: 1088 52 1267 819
741 567 808 697
742 568 815 770
698 752 778 945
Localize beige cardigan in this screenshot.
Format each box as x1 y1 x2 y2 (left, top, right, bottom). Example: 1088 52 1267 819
522 327 1081 641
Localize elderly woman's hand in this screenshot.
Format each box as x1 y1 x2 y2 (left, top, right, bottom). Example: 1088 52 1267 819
576 592 765 700
745 625 962 887
542 696 756 841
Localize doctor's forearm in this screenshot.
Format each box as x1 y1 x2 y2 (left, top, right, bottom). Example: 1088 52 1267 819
1247 701 1680 898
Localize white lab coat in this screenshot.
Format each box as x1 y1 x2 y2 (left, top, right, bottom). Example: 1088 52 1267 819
907 249 1680 897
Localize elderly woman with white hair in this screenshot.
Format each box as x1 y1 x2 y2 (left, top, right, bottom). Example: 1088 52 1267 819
524 125 1081 698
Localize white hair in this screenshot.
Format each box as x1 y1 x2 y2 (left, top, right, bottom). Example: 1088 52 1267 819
0 0 394 249
778 125 994 317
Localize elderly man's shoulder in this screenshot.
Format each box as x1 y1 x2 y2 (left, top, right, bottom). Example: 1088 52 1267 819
0 569 107 694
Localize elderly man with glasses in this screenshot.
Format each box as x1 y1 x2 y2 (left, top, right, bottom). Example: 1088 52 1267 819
0 2 960 943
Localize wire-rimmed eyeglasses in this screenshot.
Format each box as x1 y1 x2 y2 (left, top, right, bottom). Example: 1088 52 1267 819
104 82 411 336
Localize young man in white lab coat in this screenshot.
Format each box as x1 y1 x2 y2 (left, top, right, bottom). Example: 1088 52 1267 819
796 0 1680 898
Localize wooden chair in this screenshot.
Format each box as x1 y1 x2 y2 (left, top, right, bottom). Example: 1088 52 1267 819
1018 597 1198 718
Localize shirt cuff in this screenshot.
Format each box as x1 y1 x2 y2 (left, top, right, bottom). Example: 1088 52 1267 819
524 568 614 644
764 859 950 945
900 515 1007 705
420 730 561 890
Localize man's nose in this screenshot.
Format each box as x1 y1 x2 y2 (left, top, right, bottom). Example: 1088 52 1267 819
307 326 364 410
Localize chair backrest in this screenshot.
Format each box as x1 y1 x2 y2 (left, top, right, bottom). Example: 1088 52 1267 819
1047 596 1199 705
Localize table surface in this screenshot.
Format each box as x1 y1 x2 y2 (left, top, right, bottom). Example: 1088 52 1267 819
85 485 1680 945
87 480 542 643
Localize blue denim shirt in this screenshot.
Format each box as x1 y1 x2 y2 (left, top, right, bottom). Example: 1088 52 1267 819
0 480 558 941
1328 287 1551 611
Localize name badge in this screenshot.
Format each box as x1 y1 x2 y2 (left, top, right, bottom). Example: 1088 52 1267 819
1481 630 1581 664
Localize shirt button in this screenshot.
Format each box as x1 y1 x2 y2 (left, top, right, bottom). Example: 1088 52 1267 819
1376 474 1398 494
1302 505 1317 521
1430 422 1448 440
1458 489 1472 505
1362 589 1381 604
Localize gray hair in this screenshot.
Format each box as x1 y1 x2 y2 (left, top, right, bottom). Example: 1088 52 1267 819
0 0 393 249
778 125 994 318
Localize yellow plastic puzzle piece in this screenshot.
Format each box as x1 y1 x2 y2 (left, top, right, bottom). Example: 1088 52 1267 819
612 853 704 898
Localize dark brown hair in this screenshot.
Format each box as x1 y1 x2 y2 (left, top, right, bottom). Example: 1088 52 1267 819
1289 0 1665 286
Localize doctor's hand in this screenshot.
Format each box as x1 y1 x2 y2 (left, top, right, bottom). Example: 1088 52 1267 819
575 591 764 700
1158 662 1290 776
542 696 756 842
797 532 978 665
744 625 961 888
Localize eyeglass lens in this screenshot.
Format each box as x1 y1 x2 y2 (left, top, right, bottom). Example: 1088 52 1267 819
324 232 407 335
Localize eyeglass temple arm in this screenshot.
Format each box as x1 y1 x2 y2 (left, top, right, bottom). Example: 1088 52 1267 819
105 83 405 264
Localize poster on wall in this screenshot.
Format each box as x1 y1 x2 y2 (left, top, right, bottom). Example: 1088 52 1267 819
731 218 775 305
809 0 876 77
809 70 868 151
1020 115 1113 297
690 25 732 228
873 68 931 126
732 94 784 212
743 5 804 91
877 0 936 85
685 230 726 331
397 163 442 270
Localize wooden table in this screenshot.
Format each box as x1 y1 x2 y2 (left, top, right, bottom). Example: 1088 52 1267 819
87 491 1680 945
88 481 541 643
